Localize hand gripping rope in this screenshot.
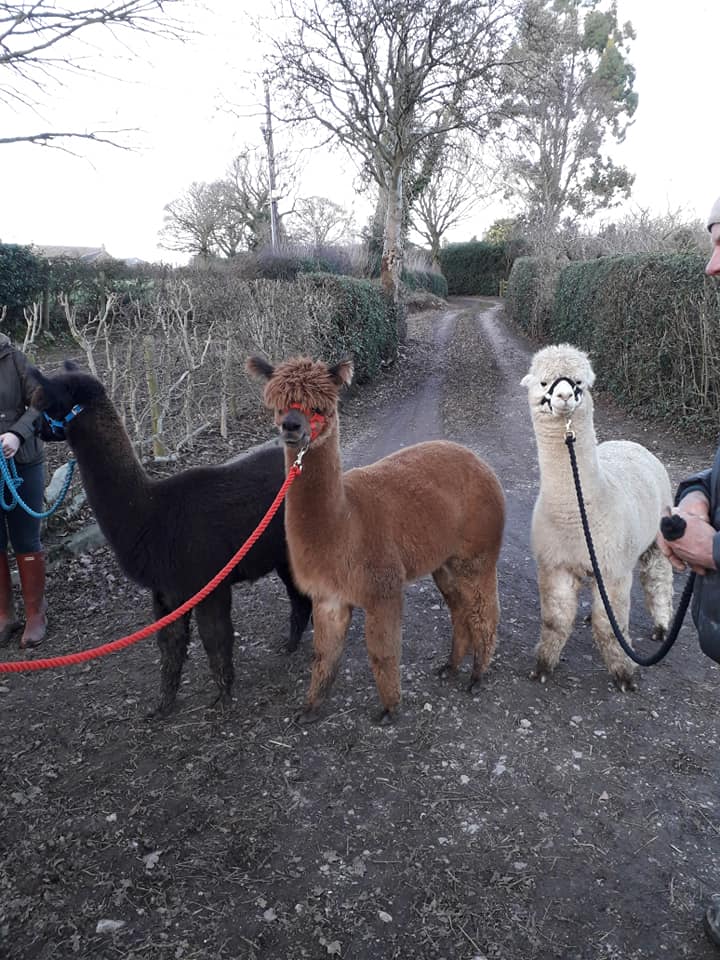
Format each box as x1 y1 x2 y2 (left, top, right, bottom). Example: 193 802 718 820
0 454 76 518
0 458 304 675
564 423 694 667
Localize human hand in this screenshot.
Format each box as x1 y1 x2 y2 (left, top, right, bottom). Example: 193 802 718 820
0 432 20 459
676 490 711 523
657 512 716 575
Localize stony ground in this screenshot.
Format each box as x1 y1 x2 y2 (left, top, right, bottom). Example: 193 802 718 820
1 297 719 960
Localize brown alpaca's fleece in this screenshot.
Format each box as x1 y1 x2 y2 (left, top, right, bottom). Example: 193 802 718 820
248 355 506 721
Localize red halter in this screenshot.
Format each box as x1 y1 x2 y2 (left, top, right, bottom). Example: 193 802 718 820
284 403 326 441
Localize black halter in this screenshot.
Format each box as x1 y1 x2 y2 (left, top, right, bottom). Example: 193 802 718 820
540 377 583 409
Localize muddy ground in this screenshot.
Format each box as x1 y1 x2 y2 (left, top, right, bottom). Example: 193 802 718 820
1 297 719 960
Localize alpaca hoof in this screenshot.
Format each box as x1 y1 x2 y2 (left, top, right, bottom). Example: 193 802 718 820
286 635 301 654
437 661 455 680
613 672 638 693
373 707 398 725
146 700 177 720
295 706 322 726
651 625 667 643
210 692 234 712
467 673 483 694
529 665 551 684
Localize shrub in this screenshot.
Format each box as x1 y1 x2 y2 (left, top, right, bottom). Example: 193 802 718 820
401 268 448 299
304 273 398 381
0 244 45 315
505 257 562 340
549 253 720 433
439 241 509 295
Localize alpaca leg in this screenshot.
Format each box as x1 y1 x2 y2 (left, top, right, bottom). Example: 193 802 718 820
638 542 673 641
195 587 235 710
276 561 312 653
464 561 500 690
432 564 471 678
591 575 638 692
531 566 582 683
364 595 404 723
151 591 191 718
301 597 353 720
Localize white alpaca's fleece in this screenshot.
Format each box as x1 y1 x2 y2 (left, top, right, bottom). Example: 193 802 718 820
521 343 674 690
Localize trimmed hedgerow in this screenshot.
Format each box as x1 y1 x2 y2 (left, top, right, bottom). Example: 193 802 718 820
505 256 561 340
549 253 720 433
439 242 509 295
305 273 398 382
401 268 448 299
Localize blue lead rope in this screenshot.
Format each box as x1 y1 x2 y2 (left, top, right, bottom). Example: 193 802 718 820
0 455 76 518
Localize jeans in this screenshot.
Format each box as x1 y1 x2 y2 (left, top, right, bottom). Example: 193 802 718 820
0 459 44 554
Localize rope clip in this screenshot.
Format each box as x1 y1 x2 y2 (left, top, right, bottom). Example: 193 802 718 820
293 441 310 472
565 418 576 442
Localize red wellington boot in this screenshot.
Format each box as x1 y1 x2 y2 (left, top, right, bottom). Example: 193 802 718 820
0 551 20 646
17 551 47 649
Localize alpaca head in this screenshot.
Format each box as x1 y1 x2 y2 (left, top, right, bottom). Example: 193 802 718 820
31 361 107 442
520 344 596 419
246 355 353 449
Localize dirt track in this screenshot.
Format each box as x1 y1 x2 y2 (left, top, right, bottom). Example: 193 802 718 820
1 297 719 960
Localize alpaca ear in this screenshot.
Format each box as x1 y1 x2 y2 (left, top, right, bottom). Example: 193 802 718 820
246 356 274 381
520 373 532 388
63 360 80 372
328 359 353 387
28 366 51 409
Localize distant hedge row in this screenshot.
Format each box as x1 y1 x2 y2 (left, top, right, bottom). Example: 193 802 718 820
439 242 510 295
506 252 720 436
402 268 448 299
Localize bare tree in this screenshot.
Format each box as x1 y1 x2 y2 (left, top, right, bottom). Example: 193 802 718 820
266 0 518 325
499 0 637 241
288 196 355 248
159 182 221 262
0 0 183 148
410 139 496 267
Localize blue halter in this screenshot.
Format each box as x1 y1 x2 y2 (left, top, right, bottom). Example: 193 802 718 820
42 403 84 439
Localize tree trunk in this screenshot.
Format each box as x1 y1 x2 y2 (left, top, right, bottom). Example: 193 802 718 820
381 168 407 341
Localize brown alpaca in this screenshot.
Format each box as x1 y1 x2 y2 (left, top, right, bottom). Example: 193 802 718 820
247 355 506 721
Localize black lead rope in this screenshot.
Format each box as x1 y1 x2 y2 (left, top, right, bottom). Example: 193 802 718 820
565 430 695 666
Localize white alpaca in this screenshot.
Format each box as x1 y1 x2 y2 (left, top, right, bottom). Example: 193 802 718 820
521 343 674 691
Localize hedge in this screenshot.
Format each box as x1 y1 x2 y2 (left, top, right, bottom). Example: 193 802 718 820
439 241 509 295
505 256 561 340
0 244 45 313
401 268 448 299
305 273 398 382
549 253 720 432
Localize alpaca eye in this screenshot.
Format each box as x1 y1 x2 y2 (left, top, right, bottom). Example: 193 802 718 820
312 408 323 415
540 381 547 387
575 380 582 386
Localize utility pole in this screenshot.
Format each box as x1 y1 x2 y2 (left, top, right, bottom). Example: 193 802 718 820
262 79 280 252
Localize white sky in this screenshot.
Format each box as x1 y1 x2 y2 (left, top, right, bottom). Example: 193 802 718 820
0 0 718 263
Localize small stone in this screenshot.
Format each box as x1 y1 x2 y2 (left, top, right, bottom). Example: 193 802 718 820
95 919 125 934
378 910 393 923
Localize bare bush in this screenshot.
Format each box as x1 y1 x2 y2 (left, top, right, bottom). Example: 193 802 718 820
59 275 339 459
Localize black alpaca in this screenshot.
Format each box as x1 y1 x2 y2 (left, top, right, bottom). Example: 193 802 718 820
32 362 311 716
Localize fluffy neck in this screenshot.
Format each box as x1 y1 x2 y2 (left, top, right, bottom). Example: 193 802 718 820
283 421 348 544
532 396 604 503
67 397 152 550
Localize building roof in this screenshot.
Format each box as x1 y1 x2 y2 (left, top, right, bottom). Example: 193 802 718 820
32 244 115 263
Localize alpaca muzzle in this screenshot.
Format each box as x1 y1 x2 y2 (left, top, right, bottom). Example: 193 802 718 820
540 377 583 415
280 404 326 447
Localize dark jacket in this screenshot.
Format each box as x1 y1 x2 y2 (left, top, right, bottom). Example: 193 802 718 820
0 335 44 467
675 449 720 663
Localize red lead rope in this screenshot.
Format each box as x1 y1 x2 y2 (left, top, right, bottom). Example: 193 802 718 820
0 464 302 675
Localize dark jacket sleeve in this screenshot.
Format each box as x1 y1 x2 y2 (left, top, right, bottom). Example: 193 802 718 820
675 469 712 506
7 348 41 443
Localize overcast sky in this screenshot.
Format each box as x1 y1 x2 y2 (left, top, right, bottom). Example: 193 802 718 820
0 0 718 263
